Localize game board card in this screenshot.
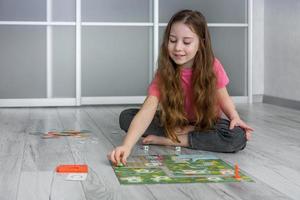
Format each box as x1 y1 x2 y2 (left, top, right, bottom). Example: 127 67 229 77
112 154 253 184
41 133 59 139
33 130 91 139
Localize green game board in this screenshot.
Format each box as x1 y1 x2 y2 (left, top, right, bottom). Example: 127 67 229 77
112 154 253 184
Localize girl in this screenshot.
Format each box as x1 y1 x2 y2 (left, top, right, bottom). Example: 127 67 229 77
109 10 253 165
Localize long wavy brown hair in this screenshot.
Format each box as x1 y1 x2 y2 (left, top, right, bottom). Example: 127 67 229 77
157 10 218 142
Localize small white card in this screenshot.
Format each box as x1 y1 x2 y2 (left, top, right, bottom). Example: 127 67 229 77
65 173 87 181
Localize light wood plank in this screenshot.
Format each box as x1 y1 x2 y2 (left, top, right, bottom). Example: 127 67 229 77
233 104 300 199
1 103 299 200
17 108 86 200
108 106 295 200
91 106 242 200
0 108 29 200
57 107 156 200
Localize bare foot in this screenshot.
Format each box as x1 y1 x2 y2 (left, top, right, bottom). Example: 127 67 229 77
142 135 173 146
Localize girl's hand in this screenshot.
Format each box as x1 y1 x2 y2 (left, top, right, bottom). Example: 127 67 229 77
108 145 132 166
229 118 254 140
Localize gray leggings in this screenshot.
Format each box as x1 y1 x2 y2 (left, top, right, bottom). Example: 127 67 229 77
119 108 247 153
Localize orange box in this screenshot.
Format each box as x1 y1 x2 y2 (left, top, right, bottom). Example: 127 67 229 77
56 164 88 173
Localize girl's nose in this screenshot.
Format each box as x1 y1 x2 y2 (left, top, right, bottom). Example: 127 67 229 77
175 42 183 51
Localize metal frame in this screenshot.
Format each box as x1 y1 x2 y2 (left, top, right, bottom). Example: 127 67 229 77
0 0 252 107
47 0 53 98
248 0 253 103
76 0 81 106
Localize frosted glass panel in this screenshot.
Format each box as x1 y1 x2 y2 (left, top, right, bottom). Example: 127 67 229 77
159 0 247 23
82 0 153 22
82 27 152 96
52 27 76 97
209 27 247 96
0 26 46 98
159 27 247 96
52 0 75 21
0 0 46 21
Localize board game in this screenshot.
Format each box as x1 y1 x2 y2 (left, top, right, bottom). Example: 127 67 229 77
112 154 253 184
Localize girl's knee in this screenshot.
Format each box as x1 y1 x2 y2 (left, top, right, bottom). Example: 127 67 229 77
119 109 131 122
230 127 247 152
187 128 247 153
231 126 246 140
215 126 247 152
119 108 138 131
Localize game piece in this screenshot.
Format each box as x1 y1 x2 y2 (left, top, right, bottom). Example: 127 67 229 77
117 163 124 167
175 146 181 152
143 145 149 151
56 164 88 173
234 163 241 179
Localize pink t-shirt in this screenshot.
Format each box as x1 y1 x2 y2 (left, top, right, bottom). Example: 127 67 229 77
148 58 229 121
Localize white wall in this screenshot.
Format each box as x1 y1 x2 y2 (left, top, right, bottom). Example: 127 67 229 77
253 0 264 97
264 0 300 101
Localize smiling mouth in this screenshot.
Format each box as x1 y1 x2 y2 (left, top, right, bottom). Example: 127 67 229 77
174 54 185 58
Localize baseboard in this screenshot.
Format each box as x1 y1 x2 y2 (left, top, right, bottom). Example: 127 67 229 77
263 95 300 110
253 94 263 103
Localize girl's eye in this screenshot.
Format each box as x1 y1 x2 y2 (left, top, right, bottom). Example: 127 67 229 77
184 42 191 45
169 39 176 43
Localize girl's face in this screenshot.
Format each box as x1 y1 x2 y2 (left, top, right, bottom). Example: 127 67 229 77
168 22 199 68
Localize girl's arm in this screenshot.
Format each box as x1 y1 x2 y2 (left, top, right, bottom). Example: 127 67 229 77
109 95 159 165
217 87 253 139
217 87 239 121
122 95 159 148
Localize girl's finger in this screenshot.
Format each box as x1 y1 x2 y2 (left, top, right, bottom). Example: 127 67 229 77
110 150 116 164
115 150 121 166
121 151 129 165
229 120 236 129
242 124 254 131
238 122 254 131
247 126 254 131
245 130 252 140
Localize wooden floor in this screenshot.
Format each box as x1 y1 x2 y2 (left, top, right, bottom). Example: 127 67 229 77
0 103 300 200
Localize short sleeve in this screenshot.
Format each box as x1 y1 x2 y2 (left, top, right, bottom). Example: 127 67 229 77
148 74 160 98
213 58 230 89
